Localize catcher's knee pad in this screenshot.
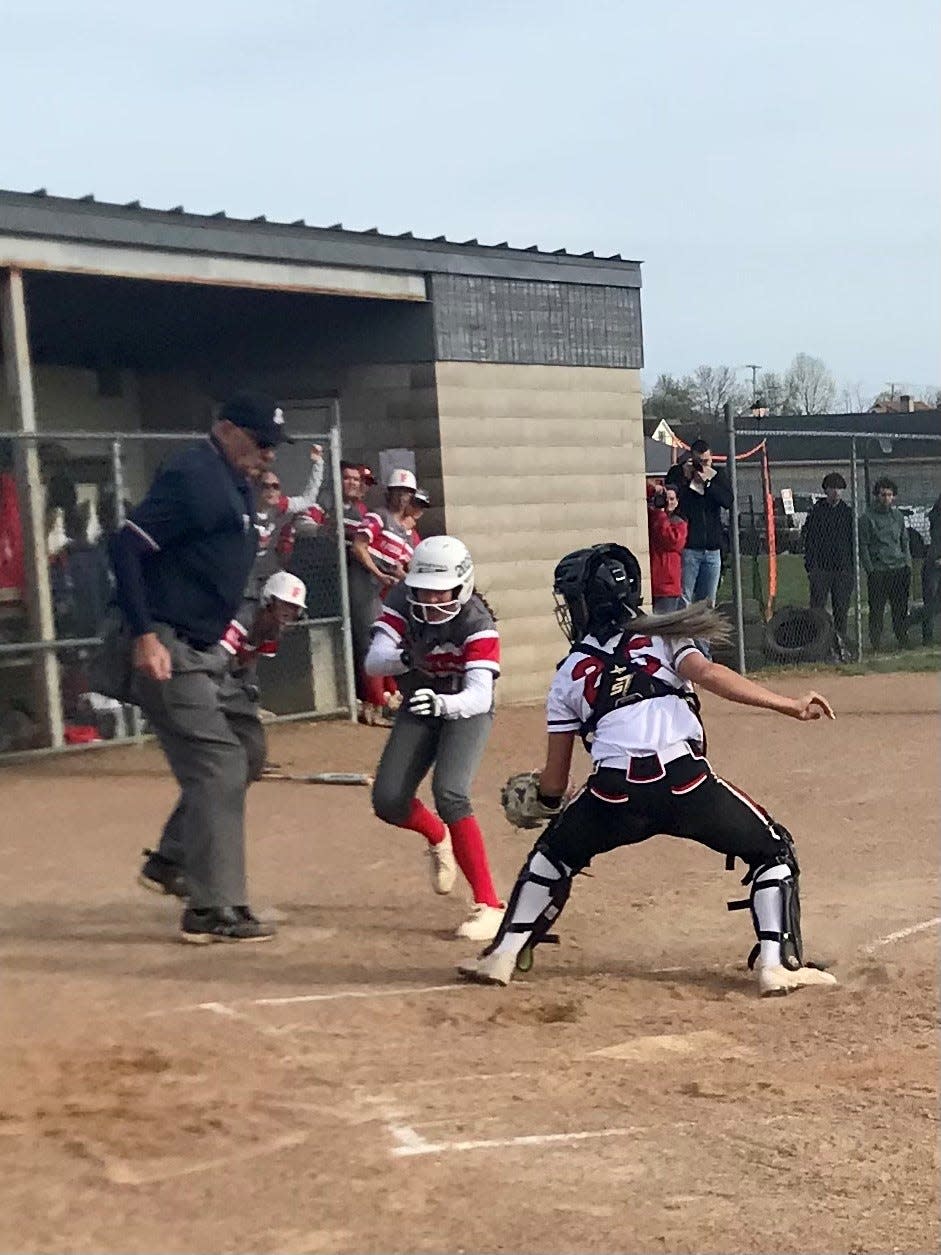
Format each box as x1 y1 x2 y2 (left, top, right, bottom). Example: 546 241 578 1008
485 842 573 957
728 827 803 971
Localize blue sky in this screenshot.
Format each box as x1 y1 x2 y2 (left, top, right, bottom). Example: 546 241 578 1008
2 0 938 398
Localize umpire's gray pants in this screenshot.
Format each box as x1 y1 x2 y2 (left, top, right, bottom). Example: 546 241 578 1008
131 624 266 910
372 709 492 825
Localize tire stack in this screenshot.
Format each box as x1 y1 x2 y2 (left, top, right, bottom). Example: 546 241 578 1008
713 599 764 668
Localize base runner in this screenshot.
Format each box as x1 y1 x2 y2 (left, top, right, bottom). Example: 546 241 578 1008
365 535 505 941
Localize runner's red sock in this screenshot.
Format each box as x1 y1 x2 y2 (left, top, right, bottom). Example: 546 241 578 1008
396 798 446 845
363 674 386 706
448 816 501 907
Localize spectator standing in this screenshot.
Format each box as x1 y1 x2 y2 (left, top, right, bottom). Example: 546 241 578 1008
350 467 417 724
647 481 688 612
859 477 911 651
802 472 855 650
251 444 323 592
921 493 941 645
665 439 732 607
404 486 430 546
108 393 291 943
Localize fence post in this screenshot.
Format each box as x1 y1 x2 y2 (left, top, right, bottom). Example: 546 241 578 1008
850 436 864 663
328 403 358 723
1 268 64 747
110 437 143 740
725 401 746 674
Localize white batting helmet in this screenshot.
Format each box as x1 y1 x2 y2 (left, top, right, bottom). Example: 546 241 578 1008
261 570 307 610
386 467 417 492
405 535 474 623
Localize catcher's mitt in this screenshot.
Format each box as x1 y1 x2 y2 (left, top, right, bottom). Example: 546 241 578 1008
500 770 563 830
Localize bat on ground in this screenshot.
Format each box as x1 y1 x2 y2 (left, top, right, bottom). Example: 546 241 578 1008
261 770 373 786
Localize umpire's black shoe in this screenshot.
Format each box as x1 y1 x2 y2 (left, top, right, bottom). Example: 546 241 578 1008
138 849 188 899
180 905 276 945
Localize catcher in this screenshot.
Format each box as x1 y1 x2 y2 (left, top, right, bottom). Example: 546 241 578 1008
458 542 839 998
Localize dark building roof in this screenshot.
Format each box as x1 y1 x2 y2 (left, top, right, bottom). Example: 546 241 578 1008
0 187 642 290
690 411 941 464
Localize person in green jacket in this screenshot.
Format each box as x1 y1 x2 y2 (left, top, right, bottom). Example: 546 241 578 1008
859 477 911 650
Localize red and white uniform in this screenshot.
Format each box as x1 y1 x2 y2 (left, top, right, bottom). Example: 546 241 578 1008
357 507 414 578
219 617 279 669
548 631 702 763
366 581 499 719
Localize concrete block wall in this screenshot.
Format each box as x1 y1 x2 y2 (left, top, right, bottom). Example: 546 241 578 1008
434 361 647 704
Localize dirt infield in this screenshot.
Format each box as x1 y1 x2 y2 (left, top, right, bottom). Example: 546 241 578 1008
1 671 938 1254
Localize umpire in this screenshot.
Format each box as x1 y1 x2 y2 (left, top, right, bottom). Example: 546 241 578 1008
108 394 290 943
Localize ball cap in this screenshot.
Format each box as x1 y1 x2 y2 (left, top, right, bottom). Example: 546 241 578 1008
413 487 431 507
220 393 293 447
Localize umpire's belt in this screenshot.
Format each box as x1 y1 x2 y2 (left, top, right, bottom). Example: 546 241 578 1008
595 740 704 785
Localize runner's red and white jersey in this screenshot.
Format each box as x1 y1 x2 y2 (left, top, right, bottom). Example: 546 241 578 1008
373 581 500 696
357 507 414 575
547 631 704 762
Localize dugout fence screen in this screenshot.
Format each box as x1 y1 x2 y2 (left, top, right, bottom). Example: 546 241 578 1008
0 410 357 757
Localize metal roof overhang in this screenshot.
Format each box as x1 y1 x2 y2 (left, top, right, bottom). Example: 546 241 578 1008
0 232 427 302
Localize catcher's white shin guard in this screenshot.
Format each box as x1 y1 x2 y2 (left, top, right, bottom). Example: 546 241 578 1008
458 845 573 986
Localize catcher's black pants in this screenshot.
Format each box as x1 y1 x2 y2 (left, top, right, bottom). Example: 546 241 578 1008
543 750 786 873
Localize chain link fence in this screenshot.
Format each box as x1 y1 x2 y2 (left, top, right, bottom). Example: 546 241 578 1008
0 417 355 756
719 423 941 673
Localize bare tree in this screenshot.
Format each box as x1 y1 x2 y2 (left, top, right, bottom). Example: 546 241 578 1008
756 370 798 415
689 365 748 420
839 381 870 413
784 353 837 415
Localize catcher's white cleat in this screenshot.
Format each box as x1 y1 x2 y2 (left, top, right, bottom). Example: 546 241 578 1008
457 950 517 986
455 902 505 941
427 834 457 895
757 963 838 997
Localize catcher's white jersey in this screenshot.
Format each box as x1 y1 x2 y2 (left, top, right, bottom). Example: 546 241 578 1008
546 630 704 763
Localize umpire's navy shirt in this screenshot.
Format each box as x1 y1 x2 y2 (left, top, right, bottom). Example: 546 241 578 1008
112 436 256 648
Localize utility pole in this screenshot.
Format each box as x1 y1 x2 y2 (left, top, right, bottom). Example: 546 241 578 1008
743 364 761 404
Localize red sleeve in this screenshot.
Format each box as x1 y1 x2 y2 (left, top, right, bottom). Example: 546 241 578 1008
374 603 408 643
276 525 296 558
357 512 382 544
463 629 500 673
277 494 290 514
662 515 688 553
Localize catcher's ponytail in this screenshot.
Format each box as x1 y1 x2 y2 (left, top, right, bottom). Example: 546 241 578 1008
629 601 731 645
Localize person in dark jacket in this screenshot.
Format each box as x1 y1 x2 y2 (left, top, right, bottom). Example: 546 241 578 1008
858 477 911 651
921 493 941 645
802 472 854 644
108 393 290 943
665 439 732 607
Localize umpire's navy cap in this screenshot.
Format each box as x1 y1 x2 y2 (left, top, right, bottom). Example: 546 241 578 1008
219 393 293 447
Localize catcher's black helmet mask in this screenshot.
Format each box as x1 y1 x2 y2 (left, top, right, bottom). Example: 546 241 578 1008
553 543 643 644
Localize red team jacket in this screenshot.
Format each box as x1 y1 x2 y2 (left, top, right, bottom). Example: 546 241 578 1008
647 497 689 599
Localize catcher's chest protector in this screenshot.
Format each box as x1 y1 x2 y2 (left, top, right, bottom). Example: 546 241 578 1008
571 634 703 750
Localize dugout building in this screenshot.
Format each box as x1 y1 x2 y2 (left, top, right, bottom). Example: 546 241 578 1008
0 188 646 752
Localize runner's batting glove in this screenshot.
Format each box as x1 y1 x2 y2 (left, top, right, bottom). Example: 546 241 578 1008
408 688 445 718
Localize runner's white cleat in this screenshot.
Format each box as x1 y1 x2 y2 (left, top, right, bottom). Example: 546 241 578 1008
757 963 838 997
427 835 457 895
457 950 517 986
455 903 505 941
